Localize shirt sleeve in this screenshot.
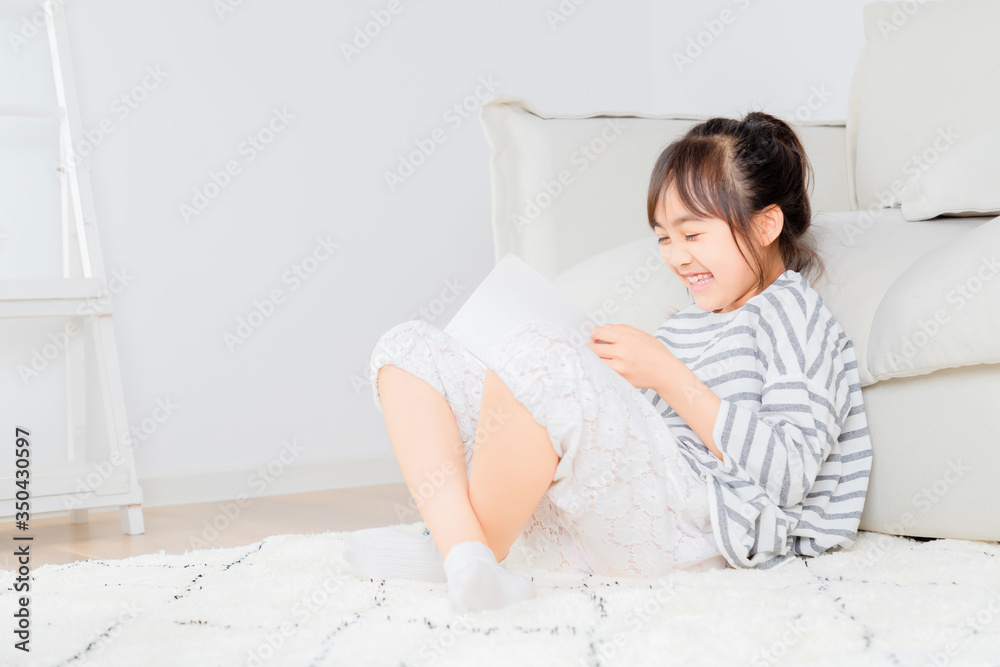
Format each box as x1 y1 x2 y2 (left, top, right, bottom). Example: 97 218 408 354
709 300 852 509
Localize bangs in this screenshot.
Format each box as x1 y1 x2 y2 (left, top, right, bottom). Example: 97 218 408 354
647 136 743 228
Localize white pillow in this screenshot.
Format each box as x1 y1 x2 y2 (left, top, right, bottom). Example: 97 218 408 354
867 213 1000 381
898 125 1000 221
550 237 692 336
846 0 1000 211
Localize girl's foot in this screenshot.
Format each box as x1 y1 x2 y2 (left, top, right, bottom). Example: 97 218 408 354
443 540 535 612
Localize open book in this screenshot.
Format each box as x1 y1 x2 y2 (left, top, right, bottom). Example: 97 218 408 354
443 253 600 368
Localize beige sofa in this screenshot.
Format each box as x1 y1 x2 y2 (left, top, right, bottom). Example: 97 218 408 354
477 0 1000 543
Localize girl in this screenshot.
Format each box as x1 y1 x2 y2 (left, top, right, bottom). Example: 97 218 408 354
344 110 873 613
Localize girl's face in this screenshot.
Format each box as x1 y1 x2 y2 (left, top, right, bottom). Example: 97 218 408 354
653 186 783 314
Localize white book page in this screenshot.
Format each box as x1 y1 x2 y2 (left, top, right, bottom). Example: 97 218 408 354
443 254 600 368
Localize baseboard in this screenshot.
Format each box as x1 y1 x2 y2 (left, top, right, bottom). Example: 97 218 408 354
31 454 405 517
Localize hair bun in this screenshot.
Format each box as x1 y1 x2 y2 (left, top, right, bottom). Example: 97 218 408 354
741 113 777 146
743 112 771 126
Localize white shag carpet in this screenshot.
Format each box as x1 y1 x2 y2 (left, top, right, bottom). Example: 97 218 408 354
2 524 999 667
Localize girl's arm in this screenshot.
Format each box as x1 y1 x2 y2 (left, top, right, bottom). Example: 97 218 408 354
650 352 725 461
586 323 725 460
655 329 852 510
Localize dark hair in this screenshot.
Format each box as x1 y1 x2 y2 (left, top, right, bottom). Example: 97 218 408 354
646 110 824 295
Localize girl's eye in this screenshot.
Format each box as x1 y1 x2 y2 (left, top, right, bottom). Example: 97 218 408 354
685 234 699 241
657 235 698 243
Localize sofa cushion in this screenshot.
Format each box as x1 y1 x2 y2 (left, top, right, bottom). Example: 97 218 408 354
867 214 1000 381
846 0 1000 211
551 236 692 337
802 209 995 385
551 209 995 387
898 125 1000 221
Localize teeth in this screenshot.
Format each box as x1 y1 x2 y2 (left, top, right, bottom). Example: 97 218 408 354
687 273 712 285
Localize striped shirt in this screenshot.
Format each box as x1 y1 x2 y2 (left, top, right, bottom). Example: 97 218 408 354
640 269 873 570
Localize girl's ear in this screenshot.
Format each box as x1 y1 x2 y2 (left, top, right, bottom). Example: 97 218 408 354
755 205 784 246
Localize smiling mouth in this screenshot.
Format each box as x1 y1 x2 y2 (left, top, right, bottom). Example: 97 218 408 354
685 272 713 285
684 273 713 293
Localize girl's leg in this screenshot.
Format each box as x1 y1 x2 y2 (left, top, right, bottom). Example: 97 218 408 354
468 368 560 563
487 320 726 577
375 363 488 559
376 364 561 563
376 360 540 611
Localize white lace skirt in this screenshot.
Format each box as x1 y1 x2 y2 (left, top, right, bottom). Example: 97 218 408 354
369 318 728 578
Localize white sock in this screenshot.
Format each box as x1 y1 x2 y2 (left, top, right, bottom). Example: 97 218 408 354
343 526 513 584
443 541 535 612
343 526 448 582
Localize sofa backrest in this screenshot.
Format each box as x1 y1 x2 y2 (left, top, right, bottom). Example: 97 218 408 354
479 96 852 280
846 0 1000 213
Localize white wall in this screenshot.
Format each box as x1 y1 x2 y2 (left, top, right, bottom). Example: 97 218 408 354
0 0 872 511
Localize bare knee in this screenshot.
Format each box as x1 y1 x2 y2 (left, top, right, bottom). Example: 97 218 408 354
377 364 444 414
376 364 408 401
482 368 518 407
376 363 396 387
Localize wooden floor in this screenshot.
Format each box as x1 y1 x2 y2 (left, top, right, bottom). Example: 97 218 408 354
0 483 413 570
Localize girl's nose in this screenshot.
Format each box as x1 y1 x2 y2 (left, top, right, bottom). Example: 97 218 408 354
668 246 692 268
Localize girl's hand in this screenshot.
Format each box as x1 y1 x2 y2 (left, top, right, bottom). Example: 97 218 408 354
584 323 674 390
